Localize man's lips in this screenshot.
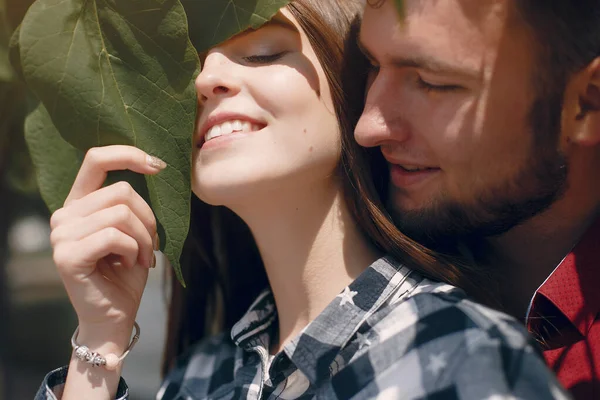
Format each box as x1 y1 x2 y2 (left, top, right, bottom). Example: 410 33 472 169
388 163 441 189
394 164 439 172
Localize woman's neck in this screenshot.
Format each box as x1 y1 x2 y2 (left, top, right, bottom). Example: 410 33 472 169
230 179 381 353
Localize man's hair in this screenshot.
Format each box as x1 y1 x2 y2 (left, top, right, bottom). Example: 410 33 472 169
516 1 600 94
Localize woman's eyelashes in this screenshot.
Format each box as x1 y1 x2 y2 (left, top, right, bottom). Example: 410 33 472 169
243 51 289 65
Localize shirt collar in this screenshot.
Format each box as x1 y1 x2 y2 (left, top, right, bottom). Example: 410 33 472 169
231 289 277 350
229 256 419 386
527 217 600 339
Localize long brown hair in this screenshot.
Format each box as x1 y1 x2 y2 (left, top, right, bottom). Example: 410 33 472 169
162 0 494 376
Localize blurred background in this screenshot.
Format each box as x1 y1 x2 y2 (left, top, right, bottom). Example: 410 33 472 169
1 1 167 399
3 220 168 399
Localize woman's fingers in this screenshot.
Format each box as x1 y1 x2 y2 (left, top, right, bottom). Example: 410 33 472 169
54 227 140 278
51 181 157 239
48 145 158 334
65 145 167 206
51 204 156 268
49 145 164 277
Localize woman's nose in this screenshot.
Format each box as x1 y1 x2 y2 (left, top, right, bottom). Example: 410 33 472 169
195 51 242 102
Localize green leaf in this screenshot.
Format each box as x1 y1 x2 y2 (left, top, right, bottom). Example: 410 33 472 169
394 0 405 18
181 0 292 52
0 0 14 82
17 0 200 285
8 24 23 82
1 0 38 195
25 102 83 213
1 0 35 81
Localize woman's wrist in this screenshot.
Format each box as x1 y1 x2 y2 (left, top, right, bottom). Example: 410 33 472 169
76 322 136 355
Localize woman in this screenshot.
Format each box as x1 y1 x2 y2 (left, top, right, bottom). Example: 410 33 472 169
37 1 567 399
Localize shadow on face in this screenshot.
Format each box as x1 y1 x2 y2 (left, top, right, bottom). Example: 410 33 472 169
356 0 568 244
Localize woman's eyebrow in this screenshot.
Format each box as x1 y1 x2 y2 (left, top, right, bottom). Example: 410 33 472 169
235 15 299 39
265 15 299 33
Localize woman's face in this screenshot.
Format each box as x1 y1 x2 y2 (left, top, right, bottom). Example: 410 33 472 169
192 9 341 206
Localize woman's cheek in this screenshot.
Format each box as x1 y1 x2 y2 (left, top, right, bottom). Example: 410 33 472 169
256 62 321 107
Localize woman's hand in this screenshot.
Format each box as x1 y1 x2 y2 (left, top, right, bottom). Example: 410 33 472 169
50 145 166 340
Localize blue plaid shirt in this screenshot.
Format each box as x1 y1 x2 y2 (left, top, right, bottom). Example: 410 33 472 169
37 256 569 399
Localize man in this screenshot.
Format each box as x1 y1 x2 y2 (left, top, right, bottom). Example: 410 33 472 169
356 0 600 398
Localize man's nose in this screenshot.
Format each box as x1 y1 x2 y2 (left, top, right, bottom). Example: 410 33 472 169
195 51 242 103
355 78 410 149
355 102 389 148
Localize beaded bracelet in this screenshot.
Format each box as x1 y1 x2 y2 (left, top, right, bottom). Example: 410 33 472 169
71 322 141 371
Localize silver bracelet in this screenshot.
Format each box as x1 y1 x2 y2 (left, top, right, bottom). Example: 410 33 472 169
71 322 140 371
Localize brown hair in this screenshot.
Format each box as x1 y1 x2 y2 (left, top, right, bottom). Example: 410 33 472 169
162 0 491 375
515 1 600 94
511 1 600 164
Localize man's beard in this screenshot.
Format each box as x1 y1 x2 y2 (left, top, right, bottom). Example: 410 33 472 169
387 90 569 248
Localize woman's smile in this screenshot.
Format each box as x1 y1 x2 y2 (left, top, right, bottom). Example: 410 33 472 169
196 116 267 151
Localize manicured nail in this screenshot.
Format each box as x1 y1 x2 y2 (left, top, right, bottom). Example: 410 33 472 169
150 252 156 269
146 154 167 170
153 232 160 251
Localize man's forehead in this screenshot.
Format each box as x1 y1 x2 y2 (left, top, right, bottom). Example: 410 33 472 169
360 0 511 74
361 0 508 41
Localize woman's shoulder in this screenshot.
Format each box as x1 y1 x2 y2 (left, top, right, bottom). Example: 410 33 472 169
342 273 566 400
157 332 237 400
370 271 533 353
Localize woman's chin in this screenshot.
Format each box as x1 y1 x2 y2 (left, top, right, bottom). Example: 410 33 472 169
192 180 264 208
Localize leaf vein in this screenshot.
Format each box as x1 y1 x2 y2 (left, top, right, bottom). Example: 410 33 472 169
101 2 191 75
95 0 138 146
51 0 87 116
105 53 186 111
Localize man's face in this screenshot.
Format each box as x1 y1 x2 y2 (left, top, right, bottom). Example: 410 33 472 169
356 0 567 244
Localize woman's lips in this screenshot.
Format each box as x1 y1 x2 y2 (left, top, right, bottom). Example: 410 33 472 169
197 125 265 150
195 112 267 149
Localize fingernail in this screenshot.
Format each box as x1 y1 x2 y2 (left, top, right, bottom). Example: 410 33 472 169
146 154 167 170
153 232 160 251
150 252 156 269
106 254 122 268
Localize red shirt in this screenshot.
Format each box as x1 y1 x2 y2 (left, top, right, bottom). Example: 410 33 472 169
527 218 600 399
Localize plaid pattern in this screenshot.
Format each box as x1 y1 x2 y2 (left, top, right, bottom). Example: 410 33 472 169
37 256 570 399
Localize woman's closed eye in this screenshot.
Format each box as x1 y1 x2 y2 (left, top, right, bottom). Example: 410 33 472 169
243 51 289 65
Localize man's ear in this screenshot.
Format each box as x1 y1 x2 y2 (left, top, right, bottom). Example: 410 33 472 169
573 57 600 146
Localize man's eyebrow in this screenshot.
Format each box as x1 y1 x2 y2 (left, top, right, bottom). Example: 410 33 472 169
357 39 375 62
391 56 479 79
357 38 479 80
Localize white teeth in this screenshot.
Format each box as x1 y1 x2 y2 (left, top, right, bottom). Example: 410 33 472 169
206 125 222 141
221 121 233 135
204 119 262 143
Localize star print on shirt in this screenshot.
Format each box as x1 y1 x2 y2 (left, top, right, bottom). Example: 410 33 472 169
337 286 358 307
426 352 447 377
264 303 275 314
355 332 371 350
